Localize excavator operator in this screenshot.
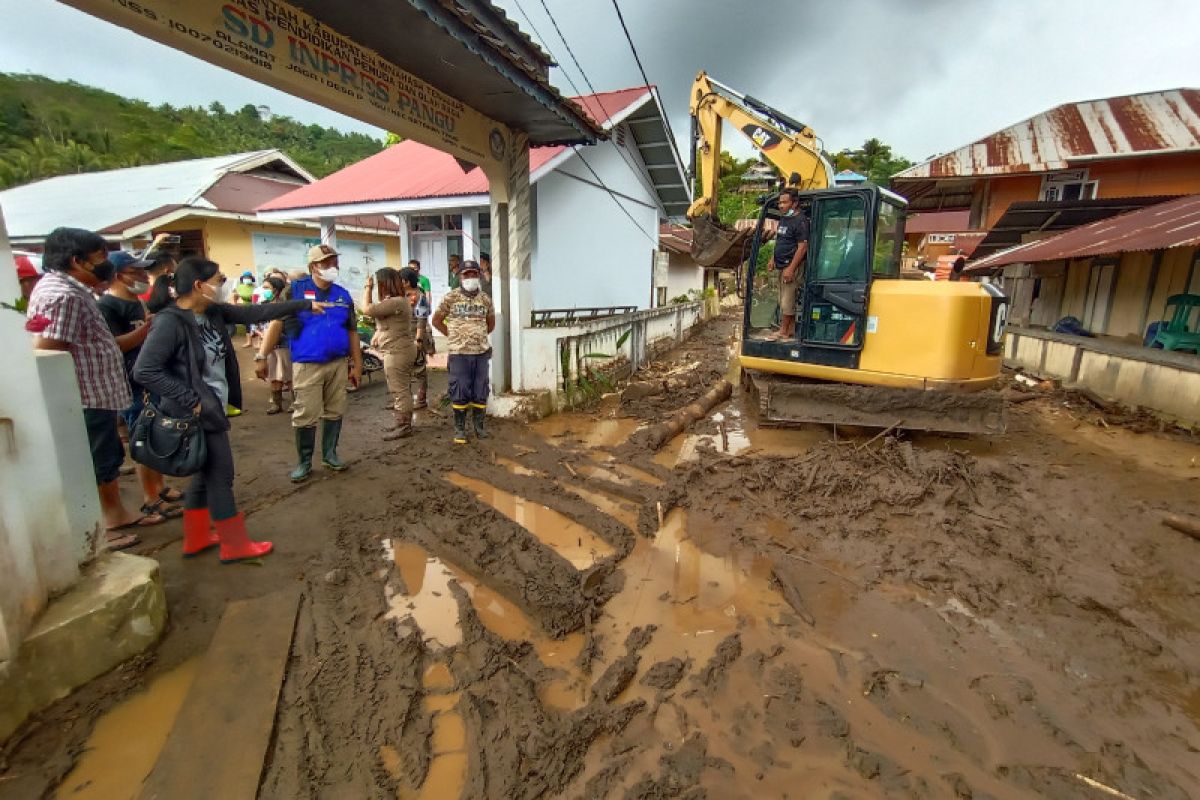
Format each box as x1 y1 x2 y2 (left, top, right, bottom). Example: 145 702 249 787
770 188 809 340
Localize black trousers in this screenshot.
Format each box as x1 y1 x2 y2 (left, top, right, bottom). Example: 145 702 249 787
184 428 238 520
83 408 124 484
448 352 490 406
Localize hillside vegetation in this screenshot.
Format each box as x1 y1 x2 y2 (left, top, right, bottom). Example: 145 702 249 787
0 73 384 189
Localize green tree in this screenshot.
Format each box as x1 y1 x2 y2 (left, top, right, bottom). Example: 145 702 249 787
832 138 913 185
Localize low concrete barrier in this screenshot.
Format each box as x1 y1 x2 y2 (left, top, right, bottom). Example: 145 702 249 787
1004 326 1200 426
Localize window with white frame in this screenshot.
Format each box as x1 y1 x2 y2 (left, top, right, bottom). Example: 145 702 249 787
1040 169 1097 202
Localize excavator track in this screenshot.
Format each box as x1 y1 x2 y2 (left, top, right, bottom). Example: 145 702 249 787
743 370 1006 435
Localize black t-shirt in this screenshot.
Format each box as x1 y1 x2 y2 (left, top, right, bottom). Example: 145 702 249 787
774 211 810 269
97 294 146 376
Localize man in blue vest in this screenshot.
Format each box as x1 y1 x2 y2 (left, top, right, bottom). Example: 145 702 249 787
259 244 362 481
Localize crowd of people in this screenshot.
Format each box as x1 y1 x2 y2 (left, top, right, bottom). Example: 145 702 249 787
18 226 495 562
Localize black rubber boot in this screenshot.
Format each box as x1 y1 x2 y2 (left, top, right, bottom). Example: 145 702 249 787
472 406 489 439
321 418 348 471
452 408 468 444
289 426 316 483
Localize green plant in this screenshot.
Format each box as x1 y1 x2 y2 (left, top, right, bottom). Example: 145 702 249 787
561 328 631 408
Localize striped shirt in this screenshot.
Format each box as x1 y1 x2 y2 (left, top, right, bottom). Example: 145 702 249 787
27 271 132 411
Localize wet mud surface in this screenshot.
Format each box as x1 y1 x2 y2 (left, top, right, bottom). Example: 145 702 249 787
3 310 1200 799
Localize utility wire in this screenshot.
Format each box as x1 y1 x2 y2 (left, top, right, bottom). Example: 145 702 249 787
609 0 688 177
538 0 601 99
512 0 658 244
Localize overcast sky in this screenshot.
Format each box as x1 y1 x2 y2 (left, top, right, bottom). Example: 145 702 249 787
1 0 1196 164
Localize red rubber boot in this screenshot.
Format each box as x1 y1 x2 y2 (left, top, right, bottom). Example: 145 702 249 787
213 513 273 564
182 508 219 558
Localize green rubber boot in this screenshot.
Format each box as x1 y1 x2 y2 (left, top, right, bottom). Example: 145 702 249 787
321 417 348 471
290 426 316 483
472 405 490 439
452 408 468 445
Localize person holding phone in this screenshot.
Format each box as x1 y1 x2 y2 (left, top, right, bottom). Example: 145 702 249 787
258 244 362 482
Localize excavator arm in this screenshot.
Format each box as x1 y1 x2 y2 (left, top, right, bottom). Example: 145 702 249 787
687 71 834 266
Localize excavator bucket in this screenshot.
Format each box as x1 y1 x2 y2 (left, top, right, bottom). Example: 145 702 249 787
745 372 1006 435
690 213 751 268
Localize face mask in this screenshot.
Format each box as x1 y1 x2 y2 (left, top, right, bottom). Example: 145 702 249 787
128 278 150 295
317 267 340 282
461 277 481 293
261 289 275 301
89 259 115 283
241 277 254 285
204 280 229 304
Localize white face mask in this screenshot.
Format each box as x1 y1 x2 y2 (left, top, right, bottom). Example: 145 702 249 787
317 266 340 282
205 280 229 304
127 278 150 295
461 277 481 293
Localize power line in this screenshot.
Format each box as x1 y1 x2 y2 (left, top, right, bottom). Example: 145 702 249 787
513 0 658 244
609 0 687 177
509 0 585 98
538 0 600 99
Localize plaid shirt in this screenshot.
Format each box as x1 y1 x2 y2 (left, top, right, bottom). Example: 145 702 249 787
27 271 132 411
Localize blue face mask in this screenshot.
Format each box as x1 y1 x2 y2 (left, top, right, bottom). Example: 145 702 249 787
262 289 275 301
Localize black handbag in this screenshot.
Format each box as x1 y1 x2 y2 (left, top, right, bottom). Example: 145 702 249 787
129 317 208 477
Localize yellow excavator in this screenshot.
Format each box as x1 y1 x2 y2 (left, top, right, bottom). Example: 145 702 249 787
688 72 1007 434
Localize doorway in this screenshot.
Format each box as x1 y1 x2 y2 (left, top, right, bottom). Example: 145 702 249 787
414 234 449 305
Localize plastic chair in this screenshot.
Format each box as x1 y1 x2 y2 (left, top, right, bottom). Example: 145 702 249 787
1151 294 1200 353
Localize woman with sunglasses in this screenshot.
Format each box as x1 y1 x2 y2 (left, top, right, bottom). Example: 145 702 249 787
133 257 328 563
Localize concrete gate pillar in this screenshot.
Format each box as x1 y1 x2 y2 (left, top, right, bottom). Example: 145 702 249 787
486 129 533 394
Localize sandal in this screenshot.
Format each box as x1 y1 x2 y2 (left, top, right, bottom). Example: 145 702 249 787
159 487 184 503
105 532 141 550
142 499 183 519
107 512 167 532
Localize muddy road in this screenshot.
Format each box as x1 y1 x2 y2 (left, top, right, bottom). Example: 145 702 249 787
4 310 1200 799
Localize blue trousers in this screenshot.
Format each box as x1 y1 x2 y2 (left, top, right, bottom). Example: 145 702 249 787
448 353 490 407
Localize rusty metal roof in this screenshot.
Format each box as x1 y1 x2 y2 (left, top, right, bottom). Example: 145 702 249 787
968 194 1200 270
895 89 1200 179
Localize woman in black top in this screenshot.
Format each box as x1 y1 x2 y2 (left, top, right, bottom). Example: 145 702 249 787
133 257 326 563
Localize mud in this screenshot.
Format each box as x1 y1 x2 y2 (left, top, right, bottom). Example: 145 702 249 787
4 309 1200 800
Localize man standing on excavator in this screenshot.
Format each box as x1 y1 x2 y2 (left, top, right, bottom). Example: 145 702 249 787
772 188 809 340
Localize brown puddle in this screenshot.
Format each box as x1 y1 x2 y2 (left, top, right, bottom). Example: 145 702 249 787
445 472 614 569
56 658 200 799
386 539 583 708
530 413 641 449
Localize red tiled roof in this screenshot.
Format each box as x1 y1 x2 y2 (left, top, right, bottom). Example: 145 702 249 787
260 86 652 212
905 210 971 234
969 194 1200 270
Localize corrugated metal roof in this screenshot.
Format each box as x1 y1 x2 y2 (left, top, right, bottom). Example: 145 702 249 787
259 87 677 212
894 88 1200 179
0 150 311 238
969 194 1200 270
905 210 971 234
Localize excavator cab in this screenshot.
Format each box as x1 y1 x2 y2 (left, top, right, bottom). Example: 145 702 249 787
744 184 905 364
738 184 1008 435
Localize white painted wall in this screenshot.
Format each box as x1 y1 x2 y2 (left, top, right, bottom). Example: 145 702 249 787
532 140 661 312
0 210 98 662
665 251 704 301
250 233 387 298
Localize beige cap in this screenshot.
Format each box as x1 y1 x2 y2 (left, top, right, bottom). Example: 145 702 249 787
306 243 339 264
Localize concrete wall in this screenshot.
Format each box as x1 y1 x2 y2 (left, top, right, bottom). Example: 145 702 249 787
665 251 703 301
0 213 99 662
532 140 660 311
518 300 709 401
1004 327 1200 425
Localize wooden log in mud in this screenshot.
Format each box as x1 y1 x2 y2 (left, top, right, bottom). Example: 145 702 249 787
1162 513 1200 541
644 379 733 451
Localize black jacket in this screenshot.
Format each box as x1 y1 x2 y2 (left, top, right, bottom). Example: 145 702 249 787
133 301 310 432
